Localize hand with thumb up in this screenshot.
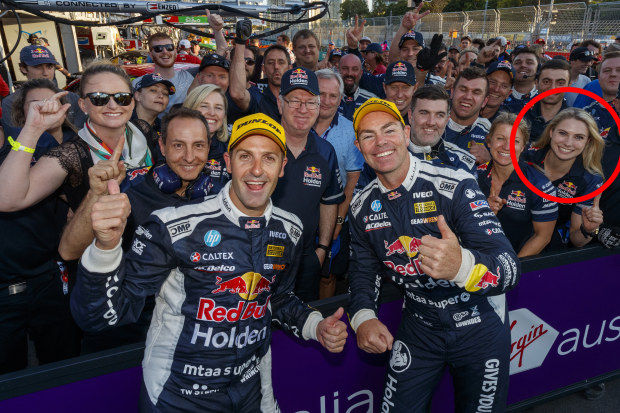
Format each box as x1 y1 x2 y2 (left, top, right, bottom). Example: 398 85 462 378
91 179 131 250
417 215 462 280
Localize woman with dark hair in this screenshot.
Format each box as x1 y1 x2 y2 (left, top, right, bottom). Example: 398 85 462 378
524 107 605 249
477 113 558 257
0 78 81 373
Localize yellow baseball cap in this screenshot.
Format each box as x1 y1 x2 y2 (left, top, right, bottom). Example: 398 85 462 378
228 113 286 154
352 98 406 139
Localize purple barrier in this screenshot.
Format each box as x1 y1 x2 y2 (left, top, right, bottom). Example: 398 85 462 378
1 253 619 412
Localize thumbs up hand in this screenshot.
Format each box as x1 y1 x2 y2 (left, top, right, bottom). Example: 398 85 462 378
91 177 131 250
316 307 348 353
582 194 603 234
418 215 462 280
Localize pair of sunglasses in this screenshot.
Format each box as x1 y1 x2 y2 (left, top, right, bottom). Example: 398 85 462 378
152 44 175 53
245 57 256 65
84 92 134 106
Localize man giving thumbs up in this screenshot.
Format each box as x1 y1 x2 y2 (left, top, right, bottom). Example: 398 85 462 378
348 98 521 412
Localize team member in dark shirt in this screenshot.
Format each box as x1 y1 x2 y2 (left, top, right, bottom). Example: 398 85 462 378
523 59 570 143
271 68 345 302
480 61 515 123
477 113 558 257
524 108 605 250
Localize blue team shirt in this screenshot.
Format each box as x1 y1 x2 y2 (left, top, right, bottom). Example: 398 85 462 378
477 161 558 252
584 99 618 140
338 87 378 121
271 134 345 252
444 117 491 151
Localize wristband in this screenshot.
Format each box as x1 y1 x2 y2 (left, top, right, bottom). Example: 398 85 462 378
316 244 331 253
7 136 35 154
234 37 246 45
580 223 598 238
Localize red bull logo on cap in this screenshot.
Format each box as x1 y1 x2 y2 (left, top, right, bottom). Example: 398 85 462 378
290 68 308 85
466 264 500 292
384 236 422 258
211 272 276 300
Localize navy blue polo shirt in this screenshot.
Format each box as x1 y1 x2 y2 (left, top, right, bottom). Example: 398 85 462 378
523 100 568 144
444 117 491 151
601 125 620 226
503 88 537 116
271 134 345 252
257 83 281 122
523 145 603 248
477 160 558 252
338 87 378 121
584 100 618 139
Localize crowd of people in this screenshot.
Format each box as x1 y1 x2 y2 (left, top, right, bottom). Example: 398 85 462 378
1 4 620 411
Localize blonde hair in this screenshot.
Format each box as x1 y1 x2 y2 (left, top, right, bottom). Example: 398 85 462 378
183 84 229 143
533 108 605 177
487 112 530 149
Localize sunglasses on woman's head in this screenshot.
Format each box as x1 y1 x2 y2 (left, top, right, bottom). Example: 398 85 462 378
152 44 175 53
84 92 134 106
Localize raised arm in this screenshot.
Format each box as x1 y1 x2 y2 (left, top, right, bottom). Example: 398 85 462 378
207 10 228 57
229 19 254 111
0 91 71 211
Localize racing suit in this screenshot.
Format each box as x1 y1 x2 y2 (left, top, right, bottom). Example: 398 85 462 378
348 154 521 413
71 182 322 412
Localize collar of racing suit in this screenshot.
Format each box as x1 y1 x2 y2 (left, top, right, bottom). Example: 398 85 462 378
408 139 445 161
376 152 420 194
219 181 274 227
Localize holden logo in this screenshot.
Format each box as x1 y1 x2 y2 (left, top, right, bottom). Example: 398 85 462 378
509 308 559 375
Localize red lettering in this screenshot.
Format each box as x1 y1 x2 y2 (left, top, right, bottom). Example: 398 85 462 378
196 297 271 322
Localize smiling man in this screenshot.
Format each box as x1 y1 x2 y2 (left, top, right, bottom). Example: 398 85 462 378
338 53 378 120
71 111 348 412
132 33 194 113
504 46 540 114
444 67 492 164
383 60 416 125
480 61 515 123
348 97 520 412
271 68 345 302
292 29 320 71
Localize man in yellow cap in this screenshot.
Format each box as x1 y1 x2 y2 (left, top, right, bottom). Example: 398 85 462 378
348 98 521 412
71 112 348 412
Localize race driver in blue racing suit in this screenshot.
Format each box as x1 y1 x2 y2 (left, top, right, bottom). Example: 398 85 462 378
347 98 521 412
71 113 348 412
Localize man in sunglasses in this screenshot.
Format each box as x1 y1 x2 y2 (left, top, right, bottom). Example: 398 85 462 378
132 32 194 114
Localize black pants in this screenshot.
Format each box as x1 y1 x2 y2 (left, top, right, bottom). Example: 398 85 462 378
0 271 81 373
294 249 322 303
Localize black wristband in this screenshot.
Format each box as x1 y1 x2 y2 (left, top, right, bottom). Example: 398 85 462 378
234 38 246 45
580 223 597 238
316 244 331 253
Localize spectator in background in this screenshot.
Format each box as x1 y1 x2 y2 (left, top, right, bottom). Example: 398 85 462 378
457 48 479 74
314 70 364 298
480 61 515 123
383 60 416 125
338 53 378 120
524 59 570 143
504 46 539 114
0 80 81 374
293 29 320 71
175 39 201 64
359 36 371 51
477 113 557 257
448 46 459 61
460 35 472 50
271 68 344 302
534 38 552 61
134 33 194 112
472 38 486 51
190 40 202 57
580 39 603 80
131 73 175 149
258 44 293 121
566 47 595 106
444 67 492 164
277 33 295 64
524 108 604 250
183 85 230 185
2 45 85 130
584 52 620 136
388 3 429 69
599 85 620 239
362 43 387 75
328 49 343 69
